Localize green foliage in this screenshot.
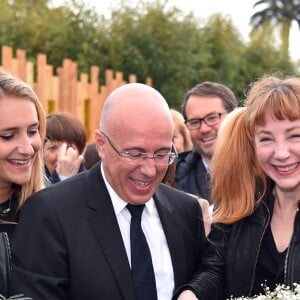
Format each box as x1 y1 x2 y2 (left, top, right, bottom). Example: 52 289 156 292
0 0 298 108
95 1 208 107
0 0 101 73
250 0 300 56
196 14 247 104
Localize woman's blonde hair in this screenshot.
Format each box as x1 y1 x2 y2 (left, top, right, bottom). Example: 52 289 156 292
170 108 192 152
0 71 46 210
212 75 300 224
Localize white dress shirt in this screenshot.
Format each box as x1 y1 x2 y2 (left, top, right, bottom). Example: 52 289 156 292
101 165 174 300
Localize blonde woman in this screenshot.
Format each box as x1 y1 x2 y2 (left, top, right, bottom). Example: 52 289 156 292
0 71 45 239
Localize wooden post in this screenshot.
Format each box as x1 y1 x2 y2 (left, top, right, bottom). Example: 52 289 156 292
129 74 137 83
2 46 13 73
16 49 26 81
88 66 100 142
36 53 48 109
0 45 152 143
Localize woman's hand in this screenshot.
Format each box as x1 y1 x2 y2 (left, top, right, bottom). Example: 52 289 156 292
56 142 84 178
177 290 199 300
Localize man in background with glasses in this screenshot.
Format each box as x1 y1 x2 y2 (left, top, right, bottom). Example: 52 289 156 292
11 83 220 299
175 81 238 203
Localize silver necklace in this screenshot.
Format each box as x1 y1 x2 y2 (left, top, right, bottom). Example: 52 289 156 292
0 195 12 215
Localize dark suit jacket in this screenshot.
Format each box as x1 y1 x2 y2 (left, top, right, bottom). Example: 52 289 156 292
11 162 209 300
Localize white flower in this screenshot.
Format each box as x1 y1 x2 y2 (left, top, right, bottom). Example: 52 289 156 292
228 283 300 300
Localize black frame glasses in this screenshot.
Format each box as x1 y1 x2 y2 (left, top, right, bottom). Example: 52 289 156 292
101 132 178 165
185 111 227 130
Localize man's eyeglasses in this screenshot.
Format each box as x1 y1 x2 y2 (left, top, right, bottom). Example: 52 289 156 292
101 132 178 166
185 111 227 130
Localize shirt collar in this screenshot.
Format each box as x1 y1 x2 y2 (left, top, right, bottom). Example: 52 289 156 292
100 164 155 215
202 157 211 174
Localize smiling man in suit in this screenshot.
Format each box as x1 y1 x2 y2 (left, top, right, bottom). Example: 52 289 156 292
11 83 220 300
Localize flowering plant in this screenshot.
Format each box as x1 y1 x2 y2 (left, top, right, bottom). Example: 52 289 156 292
0 295 32 300
229 284 300 299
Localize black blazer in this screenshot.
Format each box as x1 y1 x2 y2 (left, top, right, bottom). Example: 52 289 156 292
0 232 11 297
11 162 208 300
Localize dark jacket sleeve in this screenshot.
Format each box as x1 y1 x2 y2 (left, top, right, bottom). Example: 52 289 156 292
10 193 69 300
172 224 226 300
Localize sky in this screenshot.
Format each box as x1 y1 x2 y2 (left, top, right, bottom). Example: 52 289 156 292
81 0 299 61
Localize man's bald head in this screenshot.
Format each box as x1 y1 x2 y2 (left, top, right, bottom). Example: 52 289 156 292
100 83 172 134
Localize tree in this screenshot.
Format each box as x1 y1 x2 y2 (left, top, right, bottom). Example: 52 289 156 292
242 26 296 103
0 0 298 107
196 14 247 103
250 0 300 57
96 1 208 108
0 0 101 74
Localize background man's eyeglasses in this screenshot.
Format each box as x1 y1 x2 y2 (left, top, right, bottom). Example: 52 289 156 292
185 111 227 130
101 132 177 165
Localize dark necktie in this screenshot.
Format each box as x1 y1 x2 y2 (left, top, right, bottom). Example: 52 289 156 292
127 204 158 300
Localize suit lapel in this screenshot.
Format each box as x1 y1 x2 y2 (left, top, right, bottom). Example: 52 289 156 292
154 186 187 289
85 163 135 300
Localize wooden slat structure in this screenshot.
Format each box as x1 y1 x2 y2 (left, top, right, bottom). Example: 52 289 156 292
0 45 152 142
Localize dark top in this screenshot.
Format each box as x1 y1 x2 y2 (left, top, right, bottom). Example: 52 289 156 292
0 193 18 241
0 224 16 242
252 223 286 296
0 193 18 222
178 180 300 299
0 192 18 297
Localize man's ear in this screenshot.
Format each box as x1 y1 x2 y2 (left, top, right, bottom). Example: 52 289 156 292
95 129 105 157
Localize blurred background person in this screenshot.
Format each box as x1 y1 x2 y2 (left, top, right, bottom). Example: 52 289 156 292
162 133 211 236
170 108 192 153
163 109 192 187
84 142 100 170
44 112 86 184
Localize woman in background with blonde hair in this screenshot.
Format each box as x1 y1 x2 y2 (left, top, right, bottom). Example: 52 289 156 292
163 109 192 186
171 108 192 153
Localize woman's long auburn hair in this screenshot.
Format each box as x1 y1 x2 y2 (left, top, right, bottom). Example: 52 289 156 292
212 75 300 224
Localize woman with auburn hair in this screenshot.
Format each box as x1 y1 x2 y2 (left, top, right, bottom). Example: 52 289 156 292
211 106 262 223
175 75 300 300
